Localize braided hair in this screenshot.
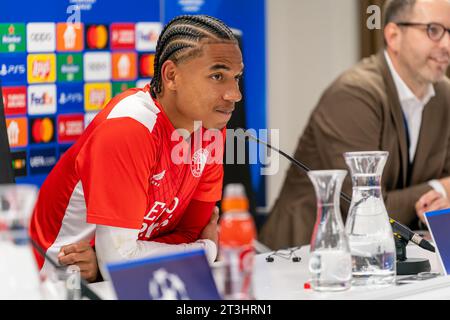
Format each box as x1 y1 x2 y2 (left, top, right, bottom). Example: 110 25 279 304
150 15 237 98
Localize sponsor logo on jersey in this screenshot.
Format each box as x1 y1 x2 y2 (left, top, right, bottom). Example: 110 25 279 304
135 22 161 52
151 170 166 187
110 23 135 50
57 114 84 143
0 23 26 53
84 82 111 111
26 23 56 52
56 23 84 52
140 197 179 239
6 117 27 148
27 53 56 83
83 52 111 81
2 86 26 116
112 52 136 80
27 84 56 115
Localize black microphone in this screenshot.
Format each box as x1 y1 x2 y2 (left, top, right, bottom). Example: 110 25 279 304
29 238 102 300
237 130 435 253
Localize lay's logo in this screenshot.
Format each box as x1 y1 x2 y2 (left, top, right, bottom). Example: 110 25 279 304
27 54 56 83
84 82 111 111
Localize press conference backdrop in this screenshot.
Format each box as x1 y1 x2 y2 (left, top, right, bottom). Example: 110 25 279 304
0 80 15 183
0 0 267 207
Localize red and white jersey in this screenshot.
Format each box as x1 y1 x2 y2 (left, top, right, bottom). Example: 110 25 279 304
30 84 224 269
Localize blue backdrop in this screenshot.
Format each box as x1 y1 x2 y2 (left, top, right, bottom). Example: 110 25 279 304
0 0 267 207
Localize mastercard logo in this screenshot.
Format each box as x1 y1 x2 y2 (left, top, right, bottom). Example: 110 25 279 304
31 117 54 144
139 53 155 78
86 24 108 50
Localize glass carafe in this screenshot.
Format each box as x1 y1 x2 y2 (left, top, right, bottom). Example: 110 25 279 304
0 184 41 299
307 170 352 292
344 151 396 287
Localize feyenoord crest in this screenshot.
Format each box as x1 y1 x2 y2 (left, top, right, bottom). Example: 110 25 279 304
191 148 208 178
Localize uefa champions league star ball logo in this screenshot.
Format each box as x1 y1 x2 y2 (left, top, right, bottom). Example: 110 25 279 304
148 268 190 300
191 148 209 178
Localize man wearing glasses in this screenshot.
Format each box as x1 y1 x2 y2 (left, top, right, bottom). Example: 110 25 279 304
260 0 450 250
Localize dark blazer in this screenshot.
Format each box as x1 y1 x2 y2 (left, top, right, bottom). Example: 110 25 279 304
260 51 450 250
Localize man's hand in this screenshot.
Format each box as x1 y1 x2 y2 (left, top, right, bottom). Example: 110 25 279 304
439 177 450 197
200 206 219 247
416 190 450 223
58 241 99 283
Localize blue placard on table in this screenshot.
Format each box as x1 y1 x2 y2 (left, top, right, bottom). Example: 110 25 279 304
106 249 221 300
425 208 450 275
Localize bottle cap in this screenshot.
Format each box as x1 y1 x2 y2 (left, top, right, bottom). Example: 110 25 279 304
221 183 249 212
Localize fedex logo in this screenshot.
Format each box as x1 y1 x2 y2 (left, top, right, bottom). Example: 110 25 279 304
135 22 161 52
31 92 53 105
27 85 56 115
140 197 180 239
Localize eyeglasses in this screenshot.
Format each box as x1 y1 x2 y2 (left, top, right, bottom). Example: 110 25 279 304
396 22 450 42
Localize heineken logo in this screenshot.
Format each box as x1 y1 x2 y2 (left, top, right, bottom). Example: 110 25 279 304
0 23 25 53
2 35 21 44
57 53 82 82
61 64 80 74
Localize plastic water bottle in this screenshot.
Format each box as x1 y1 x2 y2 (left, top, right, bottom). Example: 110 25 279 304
219 184 256 300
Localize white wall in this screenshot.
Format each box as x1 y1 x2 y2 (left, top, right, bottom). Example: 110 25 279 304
265 0 360 211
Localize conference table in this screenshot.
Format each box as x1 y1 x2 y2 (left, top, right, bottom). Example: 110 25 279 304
89 242 450 300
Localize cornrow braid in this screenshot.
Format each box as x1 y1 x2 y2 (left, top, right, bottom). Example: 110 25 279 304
150 15 237 98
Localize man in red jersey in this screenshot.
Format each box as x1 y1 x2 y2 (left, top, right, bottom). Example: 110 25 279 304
29 15 244 282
